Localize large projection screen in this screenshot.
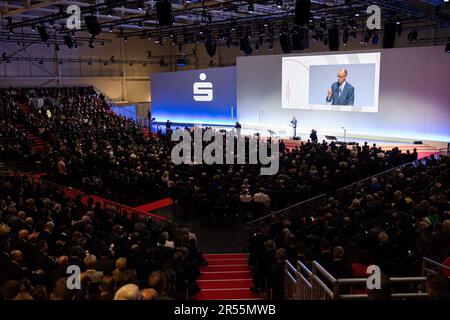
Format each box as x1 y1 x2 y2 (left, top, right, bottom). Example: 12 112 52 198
237 46 450 142
282 52 380 113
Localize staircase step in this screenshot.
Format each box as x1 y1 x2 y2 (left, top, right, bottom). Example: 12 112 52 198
203 253 247 260
207 259 248 266
198 271 252 281
194 288 261 300
197 279 254 290
200 265 249 272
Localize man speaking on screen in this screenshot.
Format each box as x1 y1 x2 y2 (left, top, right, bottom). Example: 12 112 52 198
326 68 354 106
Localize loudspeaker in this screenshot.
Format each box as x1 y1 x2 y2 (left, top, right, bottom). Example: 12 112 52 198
413 141 423 144
204 39 217 58
294 0 311 26
279 33 292 53
37 26 49 42
383 22 396 48
156 0 173 26
239 37 253 55
328 26 340 51
291 27 309 50
84 15 101 36
63 35 73 49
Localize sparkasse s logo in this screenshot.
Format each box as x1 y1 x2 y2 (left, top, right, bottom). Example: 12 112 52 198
193 73 213 102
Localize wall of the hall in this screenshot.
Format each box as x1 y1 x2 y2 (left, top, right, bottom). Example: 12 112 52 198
1 27 448 105
236 46 450 142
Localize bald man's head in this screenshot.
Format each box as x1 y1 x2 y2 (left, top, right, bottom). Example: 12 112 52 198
140 288 158 300
338 68 348 84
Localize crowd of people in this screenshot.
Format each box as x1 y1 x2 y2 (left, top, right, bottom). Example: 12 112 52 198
0 176 205 300
1 87 419 214
1 86 448 301
248 155 450 300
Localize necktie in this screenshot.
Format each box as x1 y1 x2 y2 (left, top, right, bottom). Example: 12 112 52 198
339 86 343 97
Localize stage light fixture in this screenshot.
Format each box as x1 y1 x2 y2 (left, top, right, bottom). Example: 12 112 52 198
109 25 113 33
137 0 144 10
32 24 36 32
445 41 450 53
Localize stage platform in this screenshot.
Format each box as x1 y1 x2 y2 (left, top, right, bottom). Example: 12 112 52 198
151 122 447 159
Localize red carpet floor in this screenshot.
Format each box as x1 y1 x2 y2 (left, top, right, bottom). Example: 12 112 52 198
194 253 262 300
133 197 173 212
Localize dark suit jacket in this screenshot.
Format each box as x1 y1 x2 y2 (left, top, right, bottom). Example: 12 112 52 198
326 82 355 106
268 262 285 300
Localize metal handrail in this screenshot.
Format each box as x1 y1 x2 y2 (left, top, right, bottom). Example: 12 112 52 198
0 171 167 222
312 261 337 284
286 258 435 300
247 193 326 225
40 178 167 222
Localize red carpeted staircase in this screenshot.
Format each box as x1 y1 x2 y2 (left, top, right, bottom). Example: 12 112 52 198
15 124 48 154
195 253 262 300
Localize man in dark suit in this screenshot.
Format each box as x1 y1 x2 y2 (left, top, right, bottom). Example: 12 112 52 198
326 68 355 106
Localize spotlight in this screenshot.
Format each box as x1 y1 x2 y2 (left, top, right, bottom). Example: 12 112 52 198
88 40 94 48
124 36 128 43
248 4 254 13
445 41 450 53
32 24 36 32
109 25 113 33
276 0 282 9
137 0 144 10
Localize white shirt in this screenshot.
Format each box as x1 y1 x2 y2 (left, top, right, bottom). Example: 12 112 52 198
339 81 346 96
